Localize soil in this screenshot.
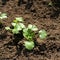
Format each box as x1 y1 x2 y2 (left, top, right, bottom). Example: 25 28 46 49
0 0 60 60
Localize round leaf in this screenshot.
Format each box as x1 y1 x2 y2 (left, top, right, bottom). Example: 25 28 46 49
24 41 34 50
39 30 47 39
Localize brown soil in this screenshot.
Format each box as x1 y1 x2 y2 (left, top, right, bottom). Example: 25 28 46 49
0 0 60 60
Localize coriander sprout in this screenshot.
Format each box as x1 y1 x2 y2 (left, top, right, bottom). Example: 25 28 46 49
23 24 37 50
23 24 38 41
23 28 34 41
39 29 47 39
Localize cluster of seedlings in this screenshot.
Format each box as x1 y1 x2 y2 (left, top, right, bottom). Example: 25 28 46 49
0 12 47 50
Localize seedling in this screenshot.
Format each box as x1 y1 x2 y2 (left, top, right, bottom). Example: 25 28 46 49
24 41 34 50
23 28 34 41
23 24 38 50
5 17 25 34
39 29 47 39
23 24 38 41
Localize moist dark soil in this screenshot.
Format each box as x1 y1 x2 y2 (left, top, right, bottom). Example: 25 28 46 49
0 0 60 60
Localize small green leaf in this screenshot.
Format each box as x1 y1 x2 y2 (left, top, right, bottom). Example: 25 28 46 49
39 29 47 39
12 29 19 34
16 17 24 22
28 24 32 29
0 13 7 19
24 41 34 50
5 27 11 30
28 24 38 31
11 23 16 26
19 23 25 29
32 25 38 31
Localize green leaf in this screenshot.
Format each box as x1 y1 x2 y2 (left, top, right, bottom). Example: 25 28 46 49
23 28 34 41
11 23 16 26
12 29 19 34
5 27 11 30
19 23 25 29
28 24 38 31
14 24 22 30
28 24 32 29
24 41 34 50
16 17 24 22
0 13 7 19
39 29 47 39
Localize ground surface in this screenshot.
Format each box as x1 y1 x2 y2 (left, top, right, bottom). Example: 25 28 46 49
0 0 60 60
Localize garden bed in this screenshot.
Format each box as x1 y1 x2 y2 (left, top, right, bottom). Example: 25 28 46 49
0 0 60 60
